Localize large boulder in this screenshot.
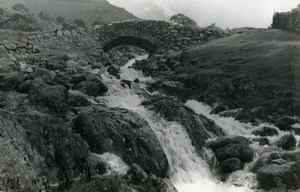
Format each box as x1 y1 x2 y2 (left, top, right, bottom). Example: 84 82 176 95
256 163 300 190
74 81 105 96
74 75 108 97
206 136 253 176
14 112 90 187
0 72 24 91
276 116 298 131
28 78 69 114
0 115 45 191
16 79 32 93
219 158 244 174
215 143 254 162
277 134 297 150
74 107 168 177
143 96 224 153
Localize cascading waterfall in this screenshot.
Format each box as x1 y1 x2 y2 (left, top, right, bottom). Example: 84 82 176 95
99 55 257 192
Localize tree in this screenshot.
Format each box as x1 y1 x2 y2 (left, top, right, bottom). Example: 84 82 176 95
170 13 198 27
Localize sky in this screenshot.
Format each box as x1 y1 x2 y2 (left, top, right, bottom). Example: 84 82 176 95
107 0 300 28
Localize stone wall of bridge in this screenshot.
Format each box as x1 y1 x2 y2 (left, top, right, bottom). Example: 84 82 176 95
94 20 229 53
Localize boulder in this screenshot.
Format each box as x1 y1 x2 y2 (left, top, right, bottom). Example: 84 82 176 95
74 80 107 97
4 43 17 51
86 153 108 176
0 115 45 191
215 143 254 162
0 45 8 58
67 91 90 107
67 60 81 69
43 55 67 71
252 126 279 137
206 136 251 151
64 30 72 37
26 67 53 81
210 103 230 114
127 164 148 184
70 74 86 85
282 149 300 162
0 72 24 91
29 79 69 114
276 116 298 131
15 112 90 187
218 108 244 118
219 158 244 174
16 79 32 93
0 58 18 73
252 137 270 146
74 74 108 97
143 96 224 152
256 164 299 190
74 107 168 177
107 65 120 79
53 73 71 89
277 134 297 150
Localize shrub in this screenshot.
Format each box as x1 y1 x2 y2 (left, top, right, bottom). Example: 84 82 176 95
12 3 28 13
170 13 198 27
272 4 300 31
56 16 65 24
38 11 51 20
0 8 4 16
74 18 87 30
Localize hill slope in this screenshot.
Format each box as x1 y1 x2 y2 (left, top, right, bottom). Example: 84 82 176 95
0 0 137 24
135 28 300 120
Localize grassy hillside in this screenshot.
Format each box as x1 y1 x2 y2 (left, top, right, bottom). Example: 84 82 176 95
0 0 137 24
136 28 300 119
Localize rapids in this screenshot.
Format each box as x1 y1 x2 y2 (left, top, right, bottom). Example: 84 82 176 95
98 55 289 192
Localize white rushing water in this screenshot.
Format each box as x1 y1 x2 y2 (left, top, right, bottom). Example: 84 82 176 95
96 152 130 175
99 55 256 192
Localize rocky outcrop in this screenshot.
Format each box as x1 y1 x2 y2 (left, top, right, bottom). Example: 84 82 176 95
12 112 90 187
74 107 169 178
142 95 224 153
0 115 45 191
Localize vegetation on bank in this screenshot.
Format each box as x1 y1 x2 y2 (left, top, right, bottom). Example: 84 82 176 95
272 4 300 31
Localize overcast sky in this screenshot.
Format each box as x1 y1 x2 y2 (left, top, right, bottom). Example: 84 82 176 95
107 0 300 28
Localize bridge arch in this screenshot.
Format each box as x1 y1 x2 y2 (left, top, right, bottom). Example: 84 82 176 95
103 36 158 53
95 20 211 53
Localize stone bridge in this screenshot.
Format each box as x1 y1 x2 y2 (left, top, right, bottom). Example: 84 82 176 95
95 20 228 54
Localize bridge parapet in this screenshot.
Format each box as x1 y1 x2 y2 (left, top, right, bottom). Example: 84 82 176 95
95 20 229 53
